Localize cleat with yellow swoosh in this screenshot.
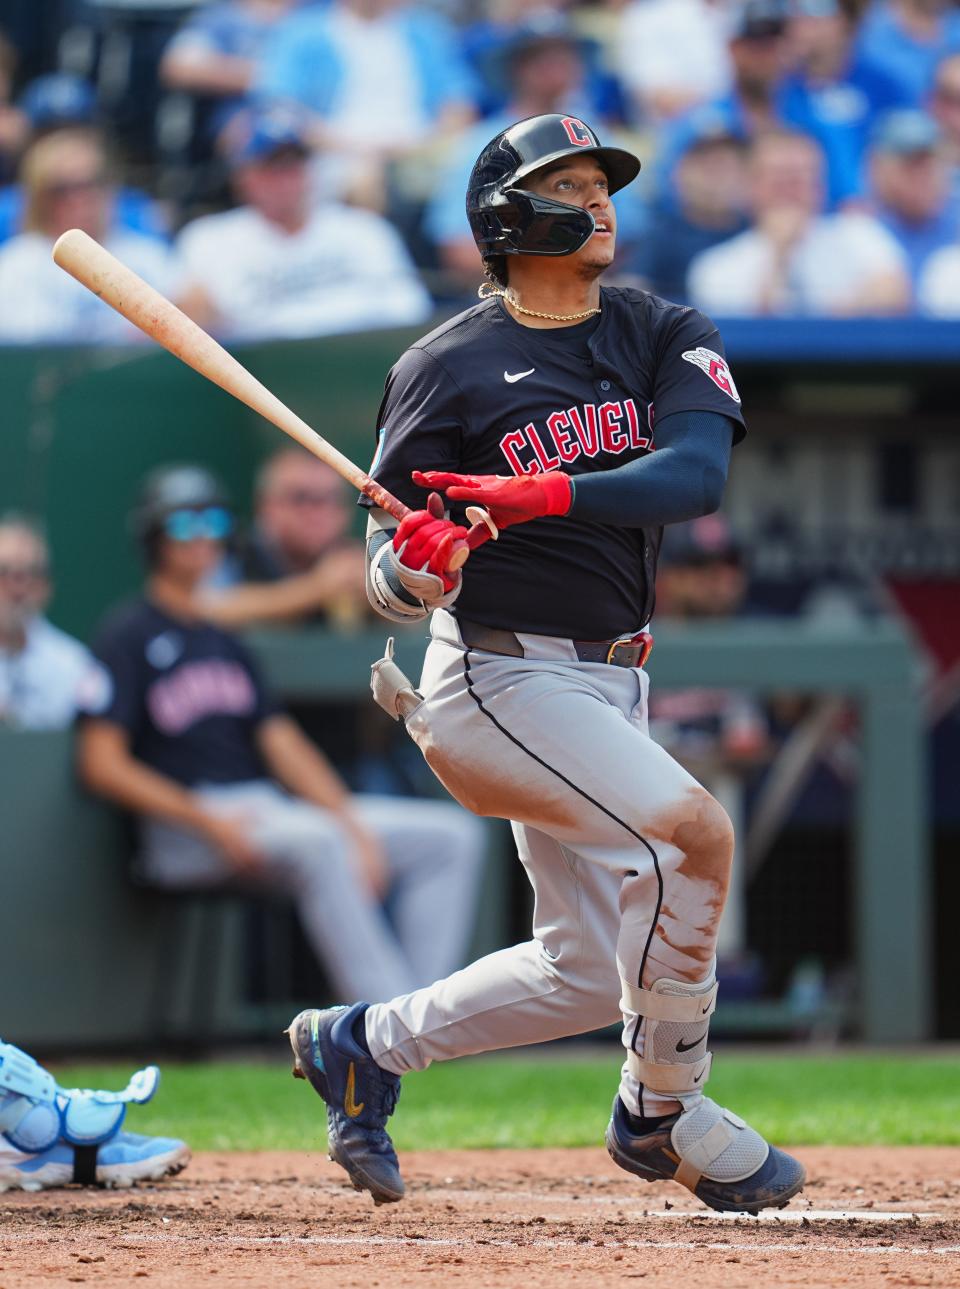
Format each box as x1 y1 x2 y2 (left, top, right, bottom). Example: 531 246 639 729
286 1004 404 1205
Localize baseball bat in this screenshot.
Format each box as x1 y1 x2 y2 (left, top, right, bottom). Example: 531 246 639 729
51 228 495 570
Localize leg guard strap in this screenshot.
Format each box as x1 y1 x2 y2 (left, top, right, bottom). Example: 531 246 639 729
627 1050 712 1093
72 1144 99 1186
623 974 716 1103
620 979 718 1022
670 1097 769 1189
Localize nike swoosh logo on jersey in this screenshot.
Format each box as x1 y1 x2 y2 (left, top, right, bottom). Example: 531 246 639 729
344 1062 365 1118
504 368 535 383
676 1032 708 1054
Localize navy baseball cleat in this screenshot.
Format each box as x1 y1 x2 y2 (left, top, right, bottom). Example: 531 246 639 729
286 1004 404 1205
605 1096 805 1215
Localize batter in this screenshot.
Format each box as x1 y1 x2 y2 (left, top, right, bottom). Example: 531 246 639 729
288 114 805 1215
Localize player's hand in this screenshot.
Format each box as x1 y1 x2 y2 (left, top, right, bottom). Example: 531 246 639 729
393 492 469 594
413 470 572 530
309 545 367 600
339 812 390 899
201 812 266 876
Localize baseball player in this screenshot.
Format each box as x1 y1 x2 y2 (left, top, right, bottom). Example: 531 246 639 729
288 114 805 1214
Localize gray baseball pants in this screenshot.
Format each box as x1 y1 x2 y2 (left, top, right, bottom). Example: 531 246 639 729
137 782 486 1002
364 610 732 1118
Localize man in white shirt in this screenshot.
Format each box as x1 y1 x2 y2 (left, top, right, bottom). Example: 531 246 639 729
687 128 911 316
618 0 733 125
0 516 90 729
0 128 178 345
918 238 960 314
176 103 432 341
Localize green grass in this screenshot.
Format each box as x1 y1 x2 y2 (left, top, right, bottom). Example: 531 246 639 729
51 1052 960 1152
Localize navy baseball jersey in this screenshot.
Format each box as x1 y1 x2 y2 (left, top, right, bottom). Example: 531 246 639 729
364 287 745 639
79 597 278 786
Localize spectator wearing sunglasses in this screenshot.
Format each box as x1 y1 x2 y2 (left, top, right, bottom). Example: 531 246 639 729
76 465 485 1002
0 128 178 344
0 514 91 729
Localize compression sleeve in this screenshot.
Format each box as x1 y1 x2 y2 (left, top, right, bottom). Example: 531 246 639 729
566 409 735 527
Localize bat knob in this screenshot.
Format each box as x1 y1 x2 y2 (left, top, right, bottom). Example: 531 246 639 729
447 540 470 572
466 505 498 541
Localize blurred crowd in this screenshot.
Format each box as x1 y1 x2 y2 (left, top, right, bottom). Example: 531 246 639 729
4 0 960 343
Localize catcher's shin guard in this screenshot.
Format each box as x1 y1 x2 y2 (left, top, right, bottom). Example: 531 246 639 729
1 1040 162 1154
0 1040 58 1152
610 976 805 1212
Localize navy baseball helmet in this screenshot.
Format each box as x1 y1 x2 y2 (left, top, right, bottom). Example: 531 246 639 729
466 113 641 259
131 464 230 552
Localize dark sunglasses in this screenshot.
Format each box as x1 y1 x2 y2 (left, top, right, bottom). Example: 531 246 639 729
162 507 233 542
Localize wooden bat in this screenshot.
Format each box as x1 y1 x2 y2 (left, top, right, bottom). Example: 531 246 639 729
51 228 495 571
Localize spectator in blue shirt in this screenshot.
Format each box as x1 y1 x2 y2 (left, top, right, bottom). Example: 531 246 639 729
658 0 865 209
855 0 960 108
461 6 625 123
159 0 302 137
0 74 168 246
781 0 910 199
0 32 27 186
255 0 477 205
424 23 644 294
627 124 749 305
867 108 957 297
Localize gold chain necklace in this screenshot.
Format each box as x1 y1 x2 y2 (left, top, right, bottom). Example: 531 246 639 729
478 281 601 322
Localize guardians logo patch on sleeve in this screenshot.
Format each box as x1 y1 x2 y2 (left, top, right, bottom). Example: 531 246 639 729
681 347 741 403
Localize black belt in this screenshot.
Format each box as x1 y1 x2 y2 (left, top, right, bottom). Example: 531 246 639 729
457 617 653 669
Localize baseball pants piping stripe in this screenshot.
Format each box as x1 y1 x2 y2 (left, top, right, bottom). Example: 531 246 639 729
462 646 664 1062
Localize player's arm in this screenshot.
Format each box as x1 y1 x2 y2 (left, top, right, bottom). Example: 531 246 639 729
196 545 366 628
255 713 388 895
562 409 735 525
255 713 353 812
365 497 468 623
362 347 469 623
76 719 263 872
417 410 735 531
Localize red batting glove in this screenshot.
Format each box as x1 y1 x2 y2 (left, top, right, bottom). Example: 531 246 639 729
393 492 469 592
412 470 572 530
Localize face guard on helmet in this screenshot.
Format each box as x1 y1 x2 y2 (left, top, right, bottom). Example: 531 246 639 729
466 113 641 259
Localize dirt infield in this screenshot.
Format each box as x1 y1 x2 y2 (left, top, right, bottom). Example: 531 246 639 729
3 1147 960 1288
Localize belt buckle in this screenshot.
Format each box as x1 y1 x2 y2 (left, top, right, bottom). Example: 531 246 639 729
606 631 654 668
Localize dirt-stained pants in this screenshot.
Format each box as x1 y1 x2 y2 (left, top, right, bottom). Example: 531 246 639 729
365 610 734 1117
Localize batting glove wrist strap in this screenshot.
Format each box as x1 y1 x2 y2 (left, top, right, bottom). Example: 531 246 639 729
413 469 573 529
367 529 460 622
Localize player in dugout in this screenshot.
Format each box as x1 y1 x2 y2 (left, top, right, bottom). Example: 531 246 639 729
286 114 806 1216
76 466 485 1005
